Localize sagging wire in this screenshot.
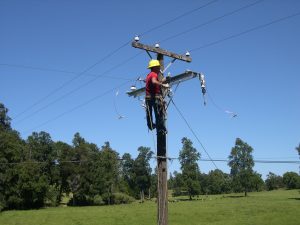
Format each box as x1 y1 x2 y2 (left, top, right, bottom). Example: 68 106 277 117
206 90 238 119
113 90 125 120
170 98 219 170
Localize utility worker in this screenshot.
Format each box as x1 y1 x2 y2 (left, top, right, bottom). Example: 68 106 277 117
145 59 169 132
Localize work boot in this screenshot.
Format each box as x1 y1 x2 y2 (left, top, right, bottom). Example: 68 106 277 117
147 123 156 130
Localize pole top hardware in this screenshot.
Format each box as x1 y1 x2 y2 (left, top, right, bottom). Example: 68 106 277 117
127 70 200 98
132 41 192 62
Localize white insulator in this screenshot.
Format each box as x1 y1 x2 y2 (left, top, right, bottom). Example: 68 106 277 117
185 51 191 57
134 36 140 42
130 86 137 91
155 43 160 48
200 73 205 81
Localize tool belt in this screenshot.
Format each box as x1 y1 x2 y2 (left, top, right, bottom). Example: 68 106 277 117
145 94 163 99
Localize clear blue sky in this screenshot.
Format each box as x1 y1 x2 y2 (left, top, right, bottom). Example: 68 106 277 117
1 0 300 179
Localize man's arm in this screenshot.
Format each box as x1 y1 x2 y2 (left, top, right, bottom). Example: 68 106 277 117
151 77 169 88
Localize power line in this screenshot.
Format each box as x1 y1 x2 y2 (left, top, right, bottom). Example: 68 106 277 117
14 53 141 125
1 158 299 165
160 0 264 44
10 1 220 123
0 63 134 81
138 0 219 37
170 99 219 170
190 11 300 52
12 40 131 120
22 80 131 134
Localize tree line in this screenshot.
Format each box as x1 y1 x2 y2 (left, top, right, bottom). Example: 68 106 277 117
1 102 299 211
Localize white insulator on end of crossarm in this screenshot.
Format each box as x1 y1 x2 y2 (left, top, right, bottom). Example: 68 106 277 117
155 43 160 48
185 51 190 57
134 35 140 42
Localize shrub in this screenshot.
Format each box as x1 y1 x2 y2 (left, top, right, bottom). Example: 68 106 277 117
102 192 135 205
112 193 135 204
93 195 104 206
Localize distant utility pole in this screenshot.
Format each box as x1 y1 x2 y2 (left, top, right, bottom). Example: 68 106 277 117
128 37 203 225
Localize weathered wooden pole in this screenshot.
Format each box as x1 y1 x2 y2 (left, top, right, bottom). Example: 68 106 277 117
129 40 193 225
156 53 168 225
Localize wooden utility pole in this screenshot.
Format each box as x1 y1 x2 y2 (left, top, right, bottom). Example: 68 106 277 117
156 52 168 225
129 40 193 225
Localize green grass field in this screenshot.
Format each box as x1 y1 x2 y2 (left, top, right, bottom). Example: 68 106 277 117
0 189 299 225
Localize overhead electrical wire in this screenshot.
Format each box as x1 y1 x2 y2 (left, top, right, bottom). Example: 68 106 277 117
19 6 300 134
138 0 219 37
0 63 134 81
9 0 219 123
14 53 141 125
170 99 219 170
11 40 131 120
160 0 265 44
190 11 300 52
22 80 131 134
1 158 299 165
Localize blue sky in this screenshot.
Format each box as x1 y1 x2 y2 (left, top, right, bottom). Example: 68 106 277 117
1 0 300 179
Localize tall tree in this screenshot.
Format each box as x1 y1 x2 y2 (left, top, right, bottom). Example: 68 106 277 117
265 172 284 190
249 172 265 192
26 132 57 185
228 138 254 196
120 153 136 196
170 171 185 196
132 146 153 202
97 142 120 204
54 141 74 204
206 169 232 194
296 143 300 175
179 137 201 200
68 133 99 205
283 172 300 189
0 103 25 210
0 103 11 131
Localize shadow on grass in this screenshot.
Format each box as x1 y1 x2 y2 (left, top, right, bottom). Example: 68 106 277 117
172 198 197 202
225 195 245 198
288 198 300 201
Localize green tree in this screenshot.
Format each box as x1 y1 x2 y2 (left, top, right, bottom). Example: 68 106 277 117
26 132 57 183
0 103 25 210
265 172 284 190
120 153 136 196
0 103 11 131
16 163 49 209
97 142 120 205
179 137 201 200
206 169 232 194
249 172 265 192
296 143 300 157
283 172 300 189
132 147 153 202
228 138 254 196
149 172 158 198
296 143 300 177
68 133 100 206
54 141 74 204
171 171 185 196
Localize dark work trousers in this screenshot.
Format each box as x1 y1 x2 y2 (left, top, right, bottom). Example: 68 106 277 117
145 96 166 132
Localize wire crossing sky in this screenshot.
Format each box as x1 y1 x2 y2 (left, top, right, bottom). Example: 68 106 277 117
1 0 300 178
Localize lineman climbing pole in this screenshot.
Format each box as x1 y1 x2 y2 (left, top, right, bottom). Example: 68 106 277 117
128 37 205 225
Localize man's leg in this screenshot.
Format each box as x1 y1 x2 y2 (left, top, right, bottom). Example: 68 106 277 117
146 99 156 130
154 97 166 133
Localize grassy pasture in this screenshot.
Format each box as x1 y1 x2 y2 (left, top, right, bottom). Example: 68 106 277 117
0 189 299 225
